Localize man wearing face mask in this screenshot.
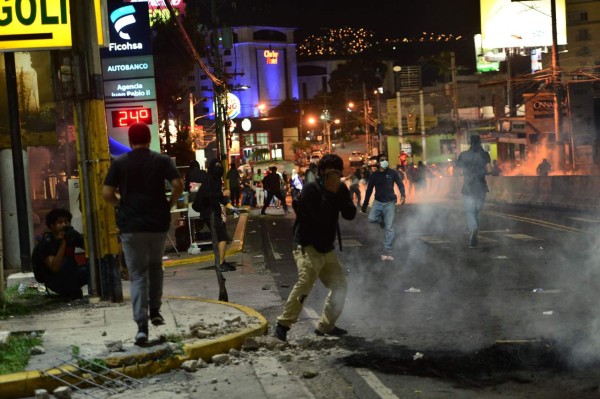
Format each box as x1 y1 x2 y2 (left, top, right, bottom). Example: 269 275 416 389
361 154 406 262
274 154 356 341
192 158 239 272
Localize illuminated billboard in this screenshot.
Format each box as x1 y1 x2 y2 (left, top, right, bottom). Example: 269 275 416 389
480 0 567 49
474 34 504 73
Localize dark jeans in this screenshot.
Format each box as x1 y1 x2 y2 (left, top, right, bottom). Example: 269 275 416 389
45 262 89 299
230 186 241 206
262 190 288 213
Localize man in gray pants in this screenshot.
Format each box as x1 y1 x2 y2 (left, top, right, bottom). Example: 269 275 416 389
102 122 184 345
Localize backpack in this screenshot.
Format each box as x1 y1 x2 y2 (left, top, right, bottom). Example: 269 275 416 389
31 234 46 283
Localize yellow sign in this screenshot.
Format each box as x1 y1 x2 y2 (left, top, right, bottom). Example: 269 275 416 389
0 0 72 51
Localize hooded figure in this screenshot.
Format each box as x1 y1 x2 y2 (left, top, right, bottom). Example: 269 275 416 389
455 134 492 248
193 159 227 220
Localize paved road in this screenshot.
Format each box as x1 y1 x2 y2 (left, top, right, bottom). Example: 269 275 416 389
258 197 600 398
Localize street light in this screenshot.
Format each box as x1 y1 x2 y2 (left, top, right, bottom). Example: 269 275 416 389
307 115 339 153
374 87 383 155
393 66 403 144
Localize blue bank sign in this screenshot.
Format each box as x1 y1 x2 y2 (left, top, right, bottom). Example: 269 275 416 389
100 1 152 58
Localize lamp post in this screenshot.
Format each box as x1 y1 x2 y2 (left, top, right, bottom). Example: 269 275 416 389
373 87 383 155
393 66 403 145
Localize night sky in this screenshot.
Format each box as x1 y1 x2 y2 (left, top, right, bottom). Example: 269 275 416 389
218 0 482 38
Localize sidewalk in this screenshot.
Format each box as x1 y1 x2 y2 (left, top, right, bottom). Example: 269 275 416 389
0 209 275 399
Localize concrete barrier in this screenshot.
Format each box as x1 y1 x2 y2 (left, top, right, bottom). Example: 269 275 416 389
444 175 600 212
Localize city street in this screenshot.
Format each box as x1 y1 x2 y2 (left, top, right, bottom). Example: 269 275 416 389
254 198 600 398
71 196 600 399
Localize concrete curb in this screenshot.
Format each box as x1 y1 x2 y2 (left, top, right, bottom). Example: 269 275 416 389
0 296 268 399
162 213 248 268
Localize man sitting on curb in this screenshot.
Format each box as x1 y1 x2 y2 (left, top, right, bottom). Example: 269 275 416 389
35 208 89 300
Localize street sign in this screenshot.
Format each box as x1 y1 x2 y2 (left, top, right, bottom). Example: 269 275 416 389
103 77 156 103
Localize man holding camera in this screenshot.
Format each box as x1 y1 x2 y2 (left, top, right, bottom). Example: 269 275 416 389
274 154 356 341
36 208 89 300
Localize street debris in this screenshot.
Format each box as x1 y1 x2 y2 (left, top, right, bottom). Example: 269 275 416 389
532 288 562 294
413 352 424 360
404 287 421 293
542 311 554 316
493 255 509 259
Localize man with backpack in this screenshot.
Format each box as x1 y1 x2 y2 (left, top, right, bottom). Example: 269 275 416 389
33 208 89 300
102 122 184 345
274 154 356 341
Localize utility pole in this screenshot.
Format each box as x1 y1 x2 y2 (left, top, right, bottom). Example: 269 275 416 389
451 52 460 133
363 83 370 155
375 88 383 154
550 0 565 170
209 0 228 168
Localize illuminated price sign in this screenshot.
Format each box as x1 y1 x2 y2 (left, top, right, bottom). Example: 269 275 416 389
111 108 152 127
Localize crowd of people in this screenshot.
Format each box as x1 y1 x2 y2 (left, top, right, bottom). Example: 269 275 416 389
31 123 499 346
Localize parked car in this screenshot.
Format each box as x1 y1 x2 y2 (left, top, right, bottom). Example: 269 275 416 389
348 151 365 166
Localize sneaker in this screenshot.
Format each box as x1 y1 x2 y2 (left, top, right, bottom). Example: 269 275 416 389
468 229 478 248
150 309 165 326
378 220 385 229
219 262 237 272
381 254 394 261
135 324 149 346
274 323 289 342
315 326 348 337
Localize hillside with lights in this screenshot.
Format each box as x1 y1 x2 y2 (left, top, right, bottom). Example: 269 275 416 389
297 28 474 70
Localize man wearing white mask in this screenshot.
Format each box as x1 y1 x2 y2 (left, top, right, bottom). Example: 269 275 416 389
361 154 406 261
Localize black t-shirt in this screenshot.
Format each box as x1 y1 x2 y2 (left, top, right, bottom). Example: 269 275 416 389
104 148 181 232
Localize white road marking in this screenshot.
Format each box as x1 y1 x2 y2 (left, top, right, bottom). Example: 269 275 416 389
355 368 400 399
504 233 542 241
569 216 600 224
341 239 363 247
420 236 451 244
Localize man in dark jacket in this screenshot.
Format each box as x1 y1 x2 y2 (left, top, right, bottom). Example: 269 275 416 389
274 154 356 341
226 163 241 207
193 158 239 272
185 160 206 202
456 134 492 248
261 165 289 215
361 155 406 261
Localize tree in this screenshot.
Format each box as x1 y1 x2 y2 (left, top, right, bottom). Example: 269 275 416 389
406 139 423 158
151 9 207 163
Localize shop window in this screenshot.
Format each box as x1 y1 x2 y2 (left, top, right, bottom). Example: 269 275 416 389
256 132 269 145
242 134 255 146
